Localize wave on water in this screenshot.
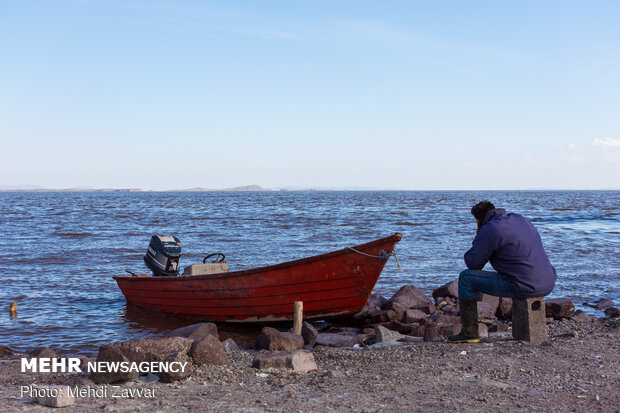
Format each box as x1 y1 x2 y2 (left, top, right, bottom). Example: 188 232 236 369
0 190 618 355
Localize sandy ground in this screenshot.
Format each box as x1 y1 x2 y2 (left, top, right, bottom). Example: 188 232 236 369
1 317 618 412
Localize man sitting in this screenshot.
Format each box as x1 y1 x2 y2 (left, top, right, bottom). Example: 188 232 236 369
448 200 557 343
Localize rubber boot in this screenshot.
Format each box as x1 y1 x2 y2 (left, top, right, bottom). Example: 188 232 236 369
448 299 480 343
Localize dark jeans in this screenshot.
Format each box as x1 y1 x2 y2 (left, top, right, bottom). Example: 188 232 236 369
458 269 515 300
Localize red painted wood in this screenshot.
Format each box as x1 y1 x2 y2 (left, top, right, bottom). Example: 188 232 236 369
114 233 401 322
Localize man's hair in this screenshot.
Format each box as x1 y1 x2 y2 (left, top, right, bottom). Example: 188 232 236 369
471 200 495 222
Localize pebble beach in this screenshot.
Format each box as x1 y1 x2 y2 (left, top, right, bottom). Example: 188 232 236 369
2 284 619 412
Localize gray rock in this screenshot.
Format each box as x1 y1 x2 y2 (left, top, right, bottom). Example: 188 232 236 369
221 338 240 352
165 322 219 340
545 298 575 319
368 309 397 324
353 293 387 319
402 308 427 323
423 326 443 342
432 280 459 300
189 336 227 365
437 323 461 337
410 323 425 337
427 314 461 325
0 345 13 357
158 352 193 383
301 321 318 346
251 350 317 372
477 302 496 324
254 327 304 351
79 357 95 370
35 385 74 408
412 303 437 314
134 373 159 383
478 323 489 339
90 343 138 384
366 293 388 310
375 325 405 342
478 293 500 314
330 326 360 334
28 347 57 358
90 337 193 384
496 297 513 321
604 307 620 318
382 321 415 334
398 336 423 343
584 298 614 310
315 333 360 347
571 310 593 323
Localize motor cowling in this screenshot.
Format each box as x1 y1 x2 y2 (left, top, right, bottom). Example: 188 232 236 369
144 235 182 276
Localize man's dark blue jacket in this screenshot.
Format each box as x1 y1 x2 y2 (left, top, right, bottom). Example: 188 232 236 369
464 208 556 297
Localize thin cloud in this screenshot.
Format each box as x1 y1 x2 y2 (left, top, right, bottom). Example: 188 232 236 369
593 138 620 148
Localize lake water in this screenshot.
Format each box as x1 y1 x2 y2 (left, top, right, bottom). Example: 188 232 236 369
1 191 618 355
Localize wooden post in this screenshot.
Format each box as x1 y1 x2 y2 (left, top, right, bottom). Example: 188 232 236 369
293 301 303 335
9 302 17 317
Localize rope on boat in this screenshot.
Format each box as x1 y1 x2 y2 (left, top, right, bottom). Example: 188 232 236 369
346 248 403 272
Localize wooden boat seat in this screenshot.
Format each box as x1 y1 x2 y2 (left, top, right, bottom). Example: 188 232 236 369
182 262 230 276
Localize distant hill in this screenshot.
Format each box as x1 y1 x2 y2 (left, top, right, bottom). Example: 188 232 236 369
181 185 270 192
0 184 269 192
0 186 142 192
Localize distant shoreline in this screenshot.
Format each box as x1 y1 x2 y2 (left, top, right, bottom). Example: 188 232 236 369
1 188 619 193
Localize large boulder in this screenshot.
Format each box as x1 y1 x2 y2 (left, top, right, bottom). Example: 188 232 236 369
384 285 432 312
189 336 227 365
433 280 459 300
158 352 193 383
545 298 575 319
315 333 360 348
90 337 193 384
251 350 317 372
254 327 304 351
165 322 219 340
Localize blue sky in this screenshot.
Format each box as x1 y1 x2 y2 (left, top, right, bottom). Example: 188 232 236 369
1 0 619 190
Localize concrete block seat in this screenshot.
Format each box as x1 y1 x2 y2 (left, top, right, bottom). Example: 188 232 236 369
512 296 548 344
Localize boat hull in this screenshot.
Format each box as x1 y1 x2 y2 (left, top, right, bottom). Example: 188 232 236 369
113 233 401 322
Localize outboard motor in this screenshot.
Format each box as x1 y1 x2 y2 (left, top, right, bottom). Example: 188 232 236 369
144 235 182 276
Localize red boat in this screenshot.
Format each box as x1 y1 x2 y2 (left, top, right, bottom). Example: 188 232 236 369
114 233 401 322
